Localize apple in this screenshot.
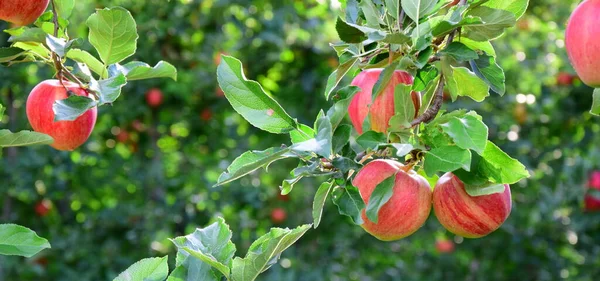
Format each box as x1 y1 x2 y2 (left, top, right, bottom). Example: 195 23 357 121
556 72 575 86
116 130 129 143
0 0 49 26
435 238 455 254
270 208 287 224
587 171 600 189
26 80 97 151
200 108 212 121
584 194 600 211
565 0 600 87
353 159 432 241
348 69 420 134
34 199 52 217
433 173 511 238
146 88 163 108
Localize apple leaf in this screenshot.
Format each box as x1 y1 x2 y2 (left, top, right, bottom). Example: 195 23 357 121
5 27 46 43
53 95 98 122
0 224 51 257
217 56 298 134
401 0 438 22
332 185 365 225
66 49 107 78
438 42 480 62
113 257 169 281
463 7 517 41
170 218 236 280
45 35 79 58
440 115 489 155
389 84 415 129
87 7 138 65
313 181 335 228
365 173 396 223
424 146 472 176
108 61 177 81
482 0 529 21
356 131 387 150
470 54 506 95
0 47 25 63
231 225 311 281
289 123 315 144
324 55 359 99
332 124 352 154
326 86 361 129
0 130 53 147
446 66 490 102
215 147 295 187
89 73 128 105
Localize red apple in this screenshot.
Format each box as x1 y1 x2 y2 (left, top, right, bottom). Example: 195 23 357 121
200 108 212 121
584 194 600 211
433 173 511 238
435 238 455 254
556 72 575 86
587 171 600 189
145 88 163 108
0 0 49 26
131 119 145 132
26 80 97 151
116 130 129 143
271 208 287 224
565 0 600 87
34 199 52 217
348 69 419 134
353 159 432 241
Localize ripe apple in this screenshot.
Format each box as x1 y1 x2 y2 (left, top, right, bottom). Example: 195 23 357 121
146 88 163 108
433 173 511 238
200 108 212 121
353 159 432 241
556 72 575 86
435 238 455 254
34 199 52 217
116 130 129 143
0 0 49 26
348 69 420 134
26 80 97 151
584 194 600 211
271 208 287 224
587 171 600 189
565 0 600 87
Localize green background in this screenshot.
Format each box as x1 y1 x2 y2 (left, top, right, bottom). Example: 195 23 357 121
1 0 599 280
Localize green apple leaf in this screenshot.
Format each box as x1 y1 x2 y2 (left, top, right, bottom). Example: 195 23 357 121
0 47 26 63
313 181 335 228
45 35 79 57
170 218 236 280
424 146 472 176
332 185 365 225
53 95 98 122
90 73 127 105
463 7 517 41
401 0 438 22
217 55 298 134
324 56 359 100
87 7 138 65
5 27 46 43
332 124 352 154
231 225 311 281
0 224 51 257
215 147 294 186
108 61 177 81
113 257 169 281
55 0 75 19
365 173 396 223
66 49 107 78
440 115 489 155
470 54 505 95
327 86 360 129
482 0 529 21
478 141 530 184
389 84 415 130
438 42 480 62
446 66 490 102
458 37 496 57
289 123 315 144
0 130 54 147
356 131 387 150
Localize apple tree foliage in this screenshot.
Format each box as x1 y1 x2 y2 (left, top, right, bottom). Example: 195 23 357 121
1 0 600 280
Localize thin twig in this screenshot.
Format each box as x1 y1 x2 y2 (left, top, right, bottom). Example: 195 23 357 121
409 0 468 127
50 0 64 86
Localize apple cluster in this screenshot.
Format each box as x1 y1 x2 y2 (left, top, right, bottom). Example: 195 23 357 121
585 171 600 211
348 70 512 240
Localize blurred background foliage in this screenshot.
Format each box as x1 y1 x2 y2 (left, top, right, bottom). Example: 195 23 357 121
1 0 599 280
